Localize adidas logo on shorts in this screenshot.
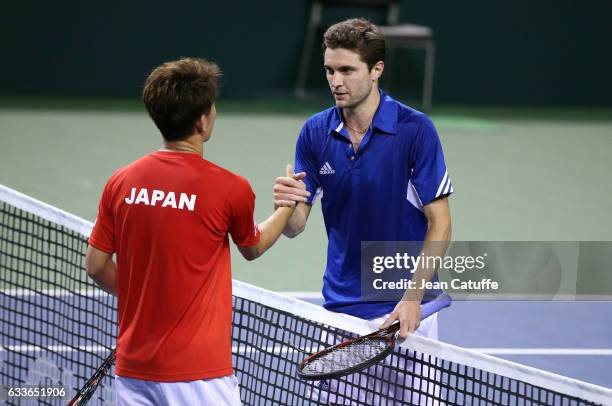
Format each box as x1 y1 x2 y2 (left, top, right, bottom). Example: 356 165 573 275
319 162 335 175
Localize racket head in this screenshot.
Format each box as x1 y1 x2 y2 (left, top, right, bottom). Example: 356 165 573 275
297 333 396 381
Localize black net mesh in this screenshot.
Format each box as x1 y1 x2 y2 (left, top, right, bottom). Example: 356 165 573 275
0 192 607 406
231 292 601 406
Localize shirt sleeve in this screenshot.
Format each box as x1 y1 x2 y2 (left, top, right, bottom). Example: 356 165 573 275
89 180 115 254
294 122 321 205
228 176 261 247
410 118 454 206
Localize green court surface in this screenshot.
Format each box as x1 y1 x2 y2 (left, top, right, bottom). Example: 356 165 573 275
1 98 611 291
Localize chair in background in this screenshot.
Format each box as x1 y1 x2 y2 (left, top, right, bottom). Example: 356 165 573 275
295 0 435 111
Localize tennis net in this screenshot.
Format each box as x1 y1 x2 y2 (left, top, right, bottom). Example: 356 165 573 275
1 183 611 405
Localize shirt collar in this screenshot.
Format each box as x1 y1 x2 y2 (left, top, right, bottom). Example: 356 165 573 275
328 89 398 136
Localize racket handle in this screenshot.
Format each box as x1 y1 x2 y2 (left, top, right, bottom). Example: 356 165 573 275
379 321 402 335
420 292 452 320
376 293 452 336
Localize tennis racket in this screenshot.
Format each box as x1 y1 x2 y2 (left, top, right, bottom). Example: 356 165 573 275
297 293 451 381
68 348 116 405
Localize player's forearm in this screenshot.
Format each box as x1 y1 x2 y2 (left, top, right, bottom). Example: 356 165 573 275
282 203 308 238
253 206 296 257
402 219 452 302
86 259 118 296
282 211 304 237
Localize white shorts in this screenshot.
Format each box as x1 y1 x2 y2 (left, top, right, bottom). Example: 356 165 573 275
115 374 242 406
310 312 440 405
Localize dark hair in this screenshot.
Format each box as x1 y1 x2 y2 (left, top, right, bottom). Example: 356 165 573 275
143 58 221 141
323 18 385 70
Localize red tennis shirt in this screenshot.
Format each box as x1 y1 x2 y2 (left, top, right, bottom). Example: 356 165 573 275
89 150 260 381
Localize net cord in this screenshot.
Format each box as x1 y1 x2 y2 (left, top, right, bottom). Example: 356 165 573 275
0 184 93 237
2 182 611 405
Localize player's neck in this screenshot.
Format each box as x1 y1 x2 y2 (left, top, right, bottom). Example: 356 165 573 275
343 86 380 132
160 134 203 156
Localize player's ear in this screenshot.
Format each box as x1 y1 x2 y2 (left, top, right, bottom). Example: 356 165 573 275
199 106 217 141
194 114 206 135
371 61 384 81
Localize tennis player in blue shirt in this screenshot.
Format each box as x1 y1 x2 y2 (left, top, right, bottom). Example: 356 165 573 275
274 18 453 403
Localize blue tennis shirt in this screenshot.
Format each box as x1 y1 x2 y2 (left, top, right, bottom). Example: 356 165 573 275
295 90 454 319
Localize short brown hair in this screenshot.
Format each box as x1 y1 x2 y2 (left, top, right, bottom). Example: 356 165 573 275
143 58 221 141
323 18 385 70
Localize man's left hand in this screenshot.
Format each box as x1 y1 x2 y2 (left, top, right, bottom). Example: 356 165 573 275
380 300 421 339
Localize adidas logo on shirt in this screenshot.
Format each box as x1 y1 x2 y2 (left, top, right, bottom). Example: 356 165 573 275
319 162 335 175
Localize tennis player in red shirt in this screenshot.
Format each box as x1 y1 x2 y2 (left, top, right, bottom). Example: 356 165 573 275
85 58 309 405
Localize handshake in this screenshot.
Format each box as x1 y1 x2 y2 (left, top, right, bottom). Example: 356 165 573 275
273 164 310 209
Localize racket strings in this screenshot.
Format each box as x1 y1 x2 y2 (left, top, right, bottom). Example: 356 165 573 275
301 337 390 374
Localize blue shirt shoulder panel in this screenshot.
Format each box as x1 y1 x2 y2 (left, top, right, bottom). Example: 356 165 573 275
395 106 454 206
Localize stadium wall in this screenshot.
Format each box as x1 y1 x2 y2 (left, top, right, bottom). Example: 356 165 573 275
2 0 611 106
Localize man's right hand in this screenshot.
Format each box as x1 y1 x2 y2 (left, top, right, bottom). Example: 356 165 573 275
274 164 310 208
